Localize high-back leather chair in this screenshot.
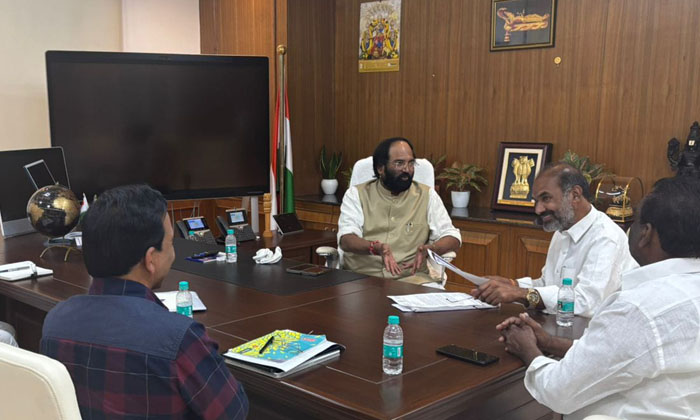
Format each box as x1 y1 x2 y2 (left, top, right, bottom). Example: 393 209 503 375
0 343 82 419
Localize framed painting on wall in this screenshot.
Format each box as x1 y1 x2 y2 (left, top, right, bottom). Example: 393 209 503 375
492 142 552 213
491 0 556 51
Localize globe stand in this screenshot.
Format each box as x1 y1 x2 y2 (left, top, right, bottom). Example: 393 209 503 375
40 240 82 262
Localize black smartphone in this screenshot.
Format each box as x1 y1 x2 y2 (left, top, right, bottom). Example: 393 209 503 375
285 264 330 276
436 345 499 366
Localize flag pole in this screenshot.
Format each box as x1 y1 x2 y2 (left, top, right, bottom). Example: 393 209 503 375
277 45 286 213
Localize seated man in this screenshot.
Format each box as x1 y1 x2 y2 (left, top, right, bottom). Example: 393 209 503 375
41 185 248 419
472 164 637 317
497 176 700 418
338 137 461 284
0 321 18 347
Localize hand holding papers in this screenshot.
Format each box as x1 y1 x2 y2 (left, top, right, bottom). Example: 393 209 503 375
427 249 488 286
388 293 495 312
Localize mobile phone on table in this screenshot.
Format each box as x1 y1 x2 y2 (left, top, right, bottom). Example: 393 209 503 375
436 345 499 366
285 264 331 276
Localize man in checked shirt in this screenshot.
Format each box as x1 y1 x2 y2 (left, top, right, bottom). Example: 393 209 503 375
41 185 248 419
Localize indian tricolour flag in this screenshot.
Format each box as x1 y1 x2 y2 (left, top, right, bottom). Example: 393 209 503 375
270 87 294 230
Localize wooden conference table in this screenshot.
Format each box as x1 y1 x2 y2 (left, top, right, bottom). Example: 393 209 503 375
0 231 586 419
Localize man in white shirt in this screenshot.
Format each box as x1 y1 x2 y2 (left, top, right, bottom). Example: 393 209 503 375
497 175 700 419
337 137 461 283
0 321 18 347
472 164 637 317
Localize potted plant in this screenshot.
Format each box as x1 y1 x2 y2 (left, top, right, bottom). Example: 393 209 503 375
437 162 488 208
320 146 343 195
560 150 611 185
426 153 447 192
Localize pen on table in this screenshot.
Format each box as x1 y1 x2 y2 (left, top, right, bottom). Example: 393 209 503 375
259 335 275 354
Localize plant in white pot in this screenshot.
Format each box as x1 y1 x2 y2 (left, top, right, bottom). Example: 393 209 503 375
436 162 488 208
319 146 343 195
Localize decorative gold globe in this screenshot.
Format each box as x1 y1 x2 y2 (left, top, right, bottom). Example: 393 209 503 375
26 185 80 237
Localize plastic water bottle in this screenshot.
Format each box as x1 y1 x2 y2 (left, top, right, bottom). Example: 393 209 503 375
225 229 237 263
176 281 193 318
556 277 575 327
382 315 403 375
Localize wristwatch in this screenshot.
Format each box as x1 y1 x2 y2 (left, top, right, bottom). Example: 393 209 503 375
526 288 541 308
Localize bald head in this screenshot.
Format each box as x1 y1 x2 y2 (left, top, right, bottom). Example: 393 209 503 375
536 163 592 202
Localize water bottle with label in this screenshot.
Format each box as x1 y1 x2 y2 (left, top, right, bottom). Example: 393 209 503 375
225 229 237 263
556 277 575 327
176 281 193 318
382 315 403 375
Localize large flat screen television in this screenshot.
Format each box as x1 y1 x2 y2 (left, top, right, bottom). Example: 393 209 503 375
46 51 269 200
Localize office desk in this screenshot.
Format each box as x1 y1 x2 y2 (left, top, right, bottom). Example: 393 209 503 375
0 233 584 419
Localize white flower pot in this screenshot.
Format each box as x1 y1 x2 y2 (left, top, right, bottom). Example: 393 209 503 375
451 190 471 208
321 179 338 195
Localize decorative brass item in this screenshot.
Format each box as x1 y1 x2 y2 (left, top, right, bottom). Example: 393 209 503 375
594 176 644 224
509 156 535 199
491 0 557 51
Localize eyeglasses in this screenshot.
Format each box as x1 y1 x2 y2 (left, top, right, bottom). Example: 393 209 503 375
389 159 418 170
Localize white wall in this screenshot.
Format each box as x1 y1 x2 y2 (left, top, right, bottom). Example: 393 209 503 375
0 0 123 151
0 0 201 152
122 0 200 54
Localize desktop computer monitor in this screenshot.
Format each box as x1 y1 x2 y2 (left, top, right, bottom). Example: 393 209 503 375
0 147 70 237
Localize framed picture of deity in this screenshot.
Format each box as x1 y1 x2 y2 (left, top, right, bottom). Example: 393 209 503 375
492 142 552 213
491 0 556 51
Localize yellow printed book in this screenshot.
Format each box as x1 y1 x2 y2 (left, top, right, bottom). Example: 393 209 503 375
223 329 343 378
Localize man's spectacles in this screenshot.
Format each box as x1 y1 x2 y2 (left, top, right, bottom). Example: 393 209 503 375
389 159 418 170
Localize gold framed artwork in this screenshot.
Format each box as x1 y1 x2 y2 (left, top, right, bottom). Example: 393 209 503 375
492 142 552 213
358 0 401 73
491 0 556 51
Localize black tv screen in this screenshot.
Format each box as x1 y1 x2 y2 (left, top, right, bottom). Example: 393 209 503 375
46 51 269 200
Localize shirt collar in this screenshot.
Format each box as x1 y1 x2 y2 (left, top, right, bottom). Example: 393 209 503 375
562 205 596 243
621 258 700 291
89 277 166 309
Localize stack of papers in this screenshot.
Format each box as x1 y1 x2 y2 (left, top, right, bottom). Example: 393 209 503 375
388 292 495 312
0 261 52 282
155 291 207 312
223 329 343 378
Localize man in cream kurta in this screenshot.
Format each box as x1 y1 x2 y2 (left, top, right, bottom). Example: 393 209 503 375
337 138 460 283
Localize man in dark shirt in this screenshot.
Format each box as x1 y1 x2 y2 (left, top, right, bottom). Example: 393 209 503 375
41 185 248 419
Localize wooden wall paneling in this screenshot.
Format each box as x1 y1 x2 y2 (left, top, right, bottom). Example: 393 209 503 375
287 0 335 195
448 221 505 290
597 0 700 192
511 227 552 279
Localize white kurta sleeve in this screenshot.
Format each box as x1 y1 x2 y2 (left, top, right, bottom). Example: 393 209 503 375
337 186 364 246
524 301 658 415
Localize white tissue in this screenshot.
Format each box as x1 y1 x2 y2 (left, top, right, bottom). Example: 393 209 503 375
252 247 282 264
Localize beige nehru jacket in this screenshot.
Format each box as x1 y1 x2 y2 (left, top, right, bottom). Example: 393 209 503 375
342 180 432 280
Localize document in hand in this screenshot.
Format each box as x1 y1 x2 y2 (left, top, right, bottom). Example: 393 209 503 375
426 249 489 286
223 329 344 378
388 292 495 312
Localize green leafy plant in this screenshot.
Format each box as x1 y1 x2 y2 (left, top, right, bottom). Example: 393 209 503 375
436 162 488 192
560 150 611 184
340 166 353 187
320 146 343 179
426 153 447 178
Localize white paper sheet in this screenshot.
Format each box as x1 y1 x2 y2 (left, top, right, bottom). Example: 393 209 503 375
155 291 207 312
427 249 489 286
388 292 495 312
